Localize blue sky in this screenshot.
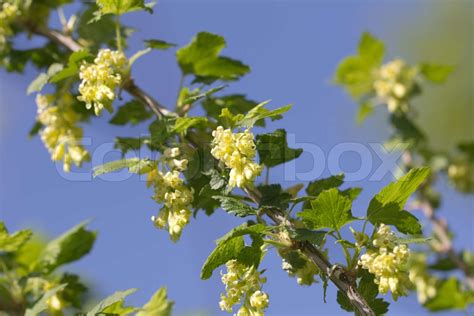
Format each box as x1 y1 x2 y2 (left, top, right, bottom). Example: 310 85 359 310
0 1 472 315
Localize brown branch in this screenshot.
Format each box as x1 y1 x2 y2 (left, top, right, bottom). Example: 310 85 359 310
26 23 376 316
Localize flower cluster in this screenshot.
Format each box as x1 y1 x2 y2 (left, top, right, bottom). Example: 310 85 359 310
408 253 437 304
0 2 19 50
78 49 128 116
219 260 269 316
211 126 262 189
36 94 89 172
373 59 418 113
358 224 411 300
148 147 193 241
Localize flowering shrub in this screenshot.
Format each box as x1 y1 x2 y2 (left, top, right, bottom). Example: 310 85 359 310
0 1 472 315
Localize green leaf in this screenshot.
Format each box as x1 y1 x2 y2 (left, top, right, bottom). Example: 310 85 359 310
257 184 292 210
200 236 245 280
298 188 355 231
93 158 155 177
114 137 148 155
78 4 117 48
145 39 177 50
176 32 250 81
425 278 473 311
237 101 292 128
182 85 227 105
356 101 374 125
96 0 155 16
334 56 374 98
87 288 137 316
341 187 363 200
28 121 43 138
213 196 257 217
201 94 263 126
25 284 68 316
290 228 326 247
172 117 208 133
215 222 268 245
27 63 64 95
50 50 91 83
102 301 137 315
419 63 454 84
58 273 88 309
306 174 345 196
358 32 385 66
337 271 389 315
38 220 96 272
367 167 430 233
109 100 153 125
256 129 302 167
0 223 32 252
149 118 171 149
137 288 174 316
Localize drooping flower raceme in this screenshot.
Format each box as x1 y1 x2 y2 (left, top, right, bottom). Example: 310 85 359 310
219 260 269 315
148 147 193 242
373 59 418 113
78 49 128 116
0 2 19 50
36 94 89 172
211 126 262 189
408 253 437 304
358 224 411 300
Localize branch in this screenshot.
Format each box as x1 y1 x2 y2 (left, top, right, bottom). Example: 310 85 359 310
27 23 376 316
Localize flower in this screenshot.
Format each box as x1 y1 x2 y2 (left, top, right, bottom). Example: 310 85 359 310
78 49 128 115
219 260 269 315
373 59 418 113
408 253 437 304
358 224 411 300
35 94 89 172
211 126 262 189
0 2 19 49
148 147 193 241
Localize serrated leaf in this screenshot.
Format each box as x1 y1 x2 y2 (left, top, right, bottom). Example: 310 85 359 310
182 85 227 105
358 32 385 66
215 222 269 245
102 301 137 315
200 236 245 280
237 101 292 128
213 196 257 217
306 174 345 196
419 63 454 84
172 117 208 133
38 220 96 272
93 158 155 177
256 129 302 168
109 100 153 125
425 278 473 311
176 32 249 81
25 284 68 316
290 228 326 247
96 0 154 16
50 50 91 83
257 184 292 210
145 39 176 50
137 288 174 316
87 288 137 316
298 188 356 231
0 223 32 252
367 167 430 234
201 94 263 126
114 137 149 155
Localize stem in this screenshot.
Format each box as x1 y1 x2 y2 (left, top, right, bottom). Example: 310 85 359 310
115 15 122 52
336 230 352 267
265 167 270 185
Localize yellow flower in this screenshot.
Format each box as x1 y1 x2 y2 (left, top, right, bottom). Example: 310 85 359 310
219 260 269 315
0 2 19 49
358 224 411 300
35 94 89 172
77 49 128 115
211 126 262 189
408 253 437 304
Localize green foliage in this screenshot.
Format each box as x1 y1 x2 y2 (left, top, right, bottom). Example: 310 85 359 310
95 0 155 17
298 188 356 231
176 32 250 81
49 50 91 83
137 288 174 316
180 85 227 106
424 278 473 311
38 220 96 273
237 101 292 128
202 94 262 126
27 63 63 95
213 196 258 217
114 137 148 155
93 158 155 177
257 184 292 210
201 236 245 280
145 39 177 50
172 117 208 134
290 228 326 247
366 167 429 234
0 223 32 252
256 129 302 168
419 63 454 84
337 271 390 315
110 100 153 125
87 288 137 315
